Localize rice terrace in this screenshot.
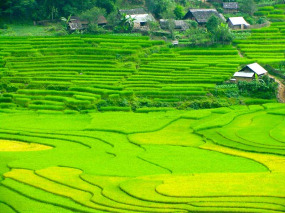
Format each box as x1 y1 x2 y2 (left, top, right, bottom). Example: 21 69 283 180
0 0 285 212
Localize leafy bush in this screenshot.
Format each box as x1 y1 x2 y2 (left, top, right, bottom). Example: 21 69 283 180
237 75 278 99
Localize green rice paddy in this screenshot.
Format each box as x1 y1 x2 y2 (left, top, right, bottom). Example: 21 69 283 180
0 104 285 212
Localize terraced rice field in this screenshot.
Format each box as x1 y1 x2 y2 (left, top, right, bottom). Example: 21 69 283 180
255 4 285 22
234 23 285 64
0 103 285 212
0 35 269 112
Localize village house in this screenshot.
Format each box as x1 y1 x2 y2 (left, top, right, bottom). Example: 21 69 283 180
159 19 189 31
68 15 108 31
119 8 155 29
68 16 88 31
183 9 225 25
97 15 108 26
227 17 250 29
223 2 239 13
232 63 268 82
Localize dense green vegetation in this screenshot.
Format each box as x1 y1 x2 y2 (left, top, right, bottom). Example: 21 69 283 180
0 105 284 212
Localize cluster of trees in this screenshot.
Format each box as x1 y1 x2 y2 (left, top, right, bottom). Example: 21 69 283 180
183 15 233 46
0 0 210 22
237 75 278 99
0 0 116 21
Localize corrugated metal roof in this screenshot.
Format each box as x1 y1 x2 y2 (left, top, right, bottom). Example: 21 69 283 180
228 17 250 26
247 63 268 75
119 8 146 15
127 14 155 23
233 72 254 78
223 2 238 9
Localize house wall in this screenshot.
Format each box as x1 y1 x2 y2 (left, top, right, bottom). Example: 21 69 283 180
228 22 242 29
184 12 195 21
224 9 238 13
235 77 254 82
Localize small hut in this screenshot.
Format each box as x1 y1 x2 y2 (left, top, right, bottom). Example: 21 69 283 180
233 63 268 82
227 17 250 29
223 2 238 13
97 16 108 26
183 9 225 25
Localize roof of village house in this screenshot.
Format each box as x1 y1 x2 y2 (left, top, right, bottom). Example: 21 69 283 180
233 72 254 78
228 17 250 26
223 2 238 9
245 63 268 75
97 15 108 25
126 14 155 23
184 9 225 23
119 8 147 15
234 63 268 78
160 19 189 29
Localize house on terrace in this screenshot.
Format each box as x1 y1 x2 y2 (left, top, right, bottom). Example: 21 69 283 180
97 16 108 26
119 8 155 29
227 17 250 29
232 63 268 82
160 19 189 31
68 16 89 31
68 15 108 31
183 9 225 25
223 2 238 13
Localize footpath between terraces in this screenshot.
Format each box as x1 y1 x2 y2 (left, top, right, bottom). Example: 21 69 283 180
269 74 285 103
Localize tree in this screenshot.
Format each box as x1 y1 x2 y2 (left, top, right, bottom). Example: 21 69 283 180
96 0 116 14
79 6 106 24
174 5 184 19
114 13 136 33
146 0 175 19
214 23 233 44
206 15 219 34
239 0 257 16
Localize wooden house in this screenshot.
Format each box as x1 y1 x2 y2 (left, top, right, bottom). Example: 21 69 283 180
183 9 225 25
223 2 238 13
233 63 268 82
68 15 107 31
227 17 250 29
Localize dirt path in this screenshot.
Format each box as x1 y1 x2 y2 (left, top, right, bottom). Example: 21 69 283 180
269 74 285 103
237 49 244 58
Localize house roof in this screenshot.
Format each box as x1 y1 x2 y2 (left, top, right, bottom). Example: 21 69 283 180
233 72 254 78
160 19 189 29
119 8 146 15
228 17 250 26
185 9 224 23
97 15 108 25
127 14 155 23
246 63 268 75
223 2 238 9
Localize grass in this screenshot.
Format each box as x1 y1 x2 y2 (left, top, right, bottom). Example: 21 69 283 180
0 24 58 37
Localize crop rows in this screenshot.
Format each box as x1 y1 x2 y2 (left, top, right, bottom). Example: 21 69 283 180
0 36 247 111
0 105 284 212
255 4 285 21
234 23 285 64
0 35 168 111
